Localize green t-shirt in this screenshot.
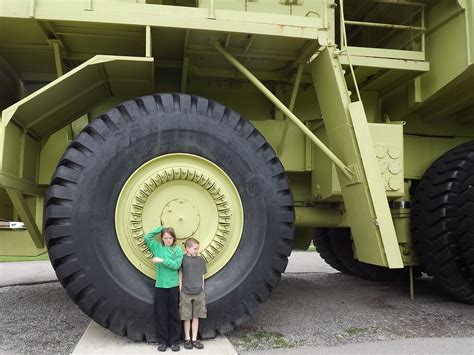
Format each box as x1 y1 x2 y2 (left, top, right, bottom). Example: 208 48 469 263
144 226 183 288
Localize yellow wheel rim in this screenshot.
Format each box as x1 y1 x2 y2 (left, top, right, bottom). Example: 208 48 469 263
115 153 244 279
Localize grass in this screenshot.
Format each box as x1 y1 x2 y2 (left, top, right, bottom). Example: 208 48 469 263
334 326 376 341
228 329 296 351
0 252 49 262
345 326 369 335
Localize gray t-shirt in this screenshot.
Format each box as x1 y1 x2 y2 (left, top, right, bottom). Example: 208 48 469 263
181 254 207 295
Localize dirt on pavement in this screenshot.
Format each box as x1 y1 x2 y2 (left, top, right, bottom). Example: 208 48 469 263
228 263 474 353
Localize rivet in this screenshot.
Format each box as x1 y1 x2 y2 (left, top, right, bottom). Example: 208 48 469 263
388 177 401 191
375 145 387 159
388 145 401 159
389 162 401 175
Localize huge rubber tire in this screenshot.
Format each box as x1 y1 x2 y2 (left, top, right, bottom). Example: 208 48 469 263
313 229 352 274
322 228 405 282
411 141 474 304
44 93 295 341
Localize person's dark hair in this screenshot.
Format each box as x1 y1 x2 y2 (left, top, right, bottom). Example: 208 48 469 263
162 227 177 246
184 238 199 248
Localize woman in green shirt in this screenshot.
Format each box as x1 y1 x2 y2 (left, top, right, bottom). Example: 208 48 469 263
144 226 184 352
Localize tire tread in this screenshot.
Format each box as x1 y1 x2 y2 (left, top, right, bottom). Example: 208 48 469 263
411 140 474 304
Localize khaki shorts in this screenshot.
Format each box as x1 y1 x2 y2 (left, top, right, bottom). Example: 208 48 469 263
179 290 207 320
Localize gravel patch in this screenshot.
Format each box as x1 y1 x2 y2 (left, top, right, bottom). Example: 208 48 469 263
0 282 90 354
227 272 474 353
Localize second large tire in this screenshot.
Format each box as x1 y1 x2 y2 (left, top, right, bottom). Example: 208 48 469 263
315 228 405 282
411 140 474 304
313 228 352 274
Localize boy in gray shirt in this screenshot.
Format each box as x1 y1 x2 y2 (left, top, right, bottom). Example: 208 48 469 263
179 238 207 350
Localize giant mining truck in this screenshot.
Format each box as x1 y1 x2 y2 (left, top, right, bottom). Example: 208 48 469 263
0 0 473 341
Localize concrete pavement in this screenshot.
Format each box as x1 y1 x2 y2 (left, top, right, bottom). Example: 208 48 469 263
0 260 56 286
73 322 237 354
285 249 338 274
243 337 474 355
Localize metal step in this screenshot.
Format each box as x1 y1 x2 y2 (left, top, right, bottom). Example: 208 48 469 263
0 221 26 230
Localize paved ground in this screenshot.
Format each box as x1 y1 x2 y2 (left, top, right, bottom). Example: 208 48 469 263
242 337 474 354
1 252 473 354
0 260 56 286
73 322 236 354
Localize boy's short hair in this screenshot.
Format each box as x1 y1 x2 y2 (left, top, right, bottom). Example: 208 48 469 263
185 238 200 248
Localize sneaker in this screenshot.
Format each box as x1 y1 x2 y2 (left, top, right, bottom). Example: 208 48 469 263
192 340 204 350
171 344 180 352
157 343 167 352
184 340 193 350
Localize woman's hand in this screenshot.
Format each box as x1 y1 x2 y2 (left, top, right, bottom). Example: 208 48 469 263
151 257 164 264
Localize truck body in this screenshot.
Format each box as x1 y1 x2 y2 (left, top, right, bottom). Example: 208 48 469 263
1 0 473 340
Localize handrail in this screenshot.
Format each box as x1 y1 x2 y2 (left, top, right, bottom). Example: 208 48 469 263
344 20 425 32
340 0 426 55
339 0 362 102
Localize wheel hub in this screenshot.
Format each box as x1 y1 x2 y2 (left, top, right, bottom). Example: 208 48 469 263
160 199 200 240
115 153 243 279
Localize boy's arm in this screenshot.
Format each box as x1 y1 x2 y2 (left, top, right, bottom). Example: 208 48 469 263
162 247 183 271
179 270 183 291
143 226 164 253
202 258 207 289
201 256 207 290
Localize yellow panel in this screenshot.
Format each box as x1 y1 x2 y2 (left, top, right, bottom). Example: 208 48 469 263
252 120 306 172
2 55 154 139
0 188 12 219
39 126 71 185
0 230 46 256
22 133 39 182
314 123 404 200
1 123 22 177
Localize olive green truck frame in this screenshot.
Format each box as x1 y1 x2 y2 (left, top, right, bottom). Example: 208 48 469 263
0 0 473 340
